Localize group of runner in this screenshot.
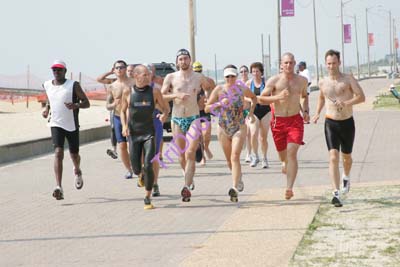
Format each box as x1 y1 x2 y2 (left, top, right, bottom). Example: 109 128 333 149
42 48 365 209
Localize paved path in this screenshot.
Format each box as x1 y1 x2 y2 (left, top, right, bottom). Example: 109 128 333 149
0 78 399 266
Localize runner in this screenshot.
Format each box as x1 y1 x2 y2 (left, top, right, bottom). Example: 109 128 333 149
246 62 272 168
161 48 211 202
239 65 252 163
192 61 216 165
205 65 256 202
42 60 90 200
120 65 169 209
97 60 134 179
312 49 365 207
259 52 309 200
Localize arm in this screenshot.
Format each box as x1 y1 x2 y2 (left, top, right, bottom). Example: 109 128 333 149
311 82 326 123
65 82 90 110
204 86 222 114
153 89 170 123
96 69 116 84
105 86 120 111
41 84 50 118
242 86 257 123
301 79 310 122
258 76 288 104
120 88 130 136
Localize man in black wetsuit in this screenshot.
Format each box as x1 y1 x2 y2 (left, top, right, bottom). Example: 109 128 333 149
120 65 169 210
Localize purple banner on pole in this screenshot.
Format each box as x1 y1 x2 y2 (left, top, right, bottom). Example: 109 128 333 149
281 0 295 17
344 24 351 43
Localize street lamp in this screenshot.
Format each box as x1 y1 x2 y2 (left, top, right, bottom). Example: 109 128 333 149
365 5 382 78
378 8 393 73
340 0 353 73
344 14 360 79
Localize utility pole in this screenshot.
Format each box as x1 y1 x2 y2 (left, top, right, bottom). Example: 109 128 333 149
277 0 281 64
340 0 345 72
353 15 360 80
389 11 392 72
189 0 196 62
27 64 30 89
214 54 217 84
394 18 398 73
312 0 319 83
261 34 265 77
268 34 272 77
366 8 371 77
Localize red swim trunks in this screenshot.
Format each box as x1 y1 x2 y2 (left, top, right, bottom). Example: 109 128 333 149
270 113 304 152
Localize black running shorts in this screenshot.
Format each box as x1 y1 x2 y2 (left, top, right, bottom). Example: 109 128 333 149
51 127 80 153
324 117 355 154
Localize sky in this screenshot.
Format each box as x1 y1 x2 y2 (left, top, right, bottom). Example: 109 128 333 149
0 0 399 81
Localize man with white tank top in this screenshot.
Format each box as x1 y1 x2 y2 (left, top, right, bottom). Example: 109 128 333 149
42 60 90 200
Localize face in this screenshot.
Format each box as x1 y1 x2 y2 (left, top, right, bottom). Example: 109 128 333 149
298 65 305 71
177 55 191 71
127 65 135 78
134 66 150 85
52 68 66 80
280 55 296 74
251 67 262 79
114 63 127 77
240 68 248 77
224 74 237 85
325 55 341 75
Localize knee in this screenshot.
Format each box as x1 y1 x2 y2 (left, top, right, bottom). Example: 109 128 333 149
119 142 127 150
54 149 64 161
342 155 352 164
231 152 241 163
329 154 339 164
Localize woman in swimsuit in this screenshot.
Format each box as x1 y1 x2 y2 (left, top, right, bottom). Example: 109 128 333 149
205 65 256 202
245 62 272 169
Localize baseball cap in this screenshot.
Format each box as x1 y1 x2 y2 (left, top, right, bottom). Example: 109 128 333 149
176 48 191 59
223 67 238 77
192 61 203 72
51 60 66 69
298 61 306 67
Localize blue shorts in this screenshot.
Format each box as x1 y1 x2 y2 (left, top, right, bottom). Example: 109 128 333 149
153 109 163 153
113 115 127 143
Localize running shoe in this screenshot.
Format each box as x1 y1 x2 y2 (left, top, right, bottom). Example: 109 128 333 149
189 181 195 191
52 186 64 200
152 184 160 197
237 175 244 192
228 187 239 202
137 172 145 187
261 158 269 169
331 191 343 207
125 171 133 179
342 176 350 194
245 154 251 163
250 155 259 167
74 168 84 190
144 196 154 210
181 186 191 202
106 149 118 159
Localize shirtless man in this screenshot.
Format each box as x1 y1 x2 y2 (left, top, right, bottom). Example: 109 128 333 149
97 60 135 178
161 49 211 202
259 52 309 200
312 49 365 207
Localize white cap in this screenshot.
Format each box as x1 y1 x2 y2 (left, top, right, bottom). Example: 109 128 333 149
51 60 66 69
223 68 238 77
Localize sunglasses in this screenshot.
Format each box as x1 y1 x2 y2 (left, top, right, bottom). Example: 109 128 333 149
52 68 64 72
225 75 236 78
115 66 126 70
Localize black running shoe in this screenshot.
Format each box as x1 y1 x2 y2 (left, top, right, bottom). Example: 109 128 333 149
152 184 160 197
331 191 343 207
106 149 118 159
228 188 239 202
181 186 191 202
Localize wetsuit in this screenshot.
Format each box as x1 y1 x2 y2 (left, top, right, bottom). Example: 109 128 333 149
250 79 271 120
128 85 156 192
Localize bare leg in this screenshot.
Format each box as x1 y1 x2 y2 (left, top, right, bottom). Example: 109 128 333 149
249 118 260 158
171 122 187 171
341 152 352 177
153 161 159 184
54 148 64 187
218 126 233 170
203 122 213 159
184 126 200 187
278 149 287 174
286 143 300 190
231 127 246 188
259 113 271 159
329 149 341 191
119 141 132 172
70 152 81 173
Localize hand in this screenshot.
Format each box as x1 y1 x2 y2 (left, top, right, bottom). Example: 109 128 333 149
334 99 345 111
311 114 319 124
277 89 289 101
247 113 255 123
122 126 130 137
64 102 79 110
42 109 49 119
176 92 190 100
303 113 310 123
158 113 167 123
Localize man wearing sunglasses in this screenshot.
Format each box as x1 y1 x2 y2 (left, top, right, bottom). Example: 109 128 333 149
42 60 90 200
97 60 135 179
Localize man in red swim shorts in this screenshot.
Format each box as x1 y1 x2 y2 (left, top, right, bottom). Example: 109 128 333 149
258 52 309 200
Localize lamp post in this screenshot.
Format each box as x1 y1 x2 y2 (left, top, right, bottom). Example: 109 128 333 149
344 14 360 79
277 0 282 63
188 0 196 61
378 8 392 72
340 0 353 73
312 0 320 83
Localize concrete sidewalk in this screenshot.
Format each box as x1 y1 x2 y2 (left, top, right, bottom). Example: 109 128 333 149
0 78 399 266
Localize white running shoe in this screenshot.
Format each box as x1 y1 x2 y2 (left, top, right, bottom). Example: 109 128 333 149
245 154 251 163
261 158 269 169
342 176 350 194
74 168 83 190
250 155 259 167
331 191 343 207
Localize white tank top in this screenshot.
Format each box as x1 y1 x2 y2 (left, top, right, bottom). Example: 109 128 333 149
43 79 77 131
